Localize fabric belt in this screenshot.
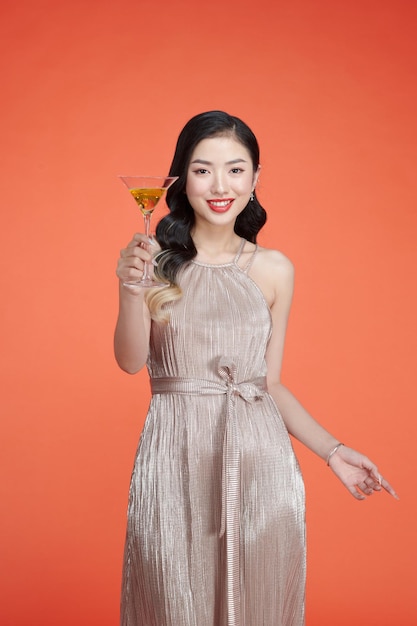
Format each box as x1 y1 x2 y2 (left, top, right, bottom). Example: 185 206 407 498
150 357 266 626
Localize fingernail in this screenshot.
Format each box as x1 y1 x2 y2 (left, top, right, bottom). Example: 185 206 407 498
152 259 159 267
148 236 156 246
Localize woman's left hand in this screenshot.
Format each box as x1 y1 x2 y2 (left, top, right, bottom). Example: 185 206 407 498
328 445 399 500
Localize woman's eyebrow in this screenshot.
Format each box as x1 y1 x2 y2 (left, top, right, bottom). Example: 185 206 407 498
190 158 248 165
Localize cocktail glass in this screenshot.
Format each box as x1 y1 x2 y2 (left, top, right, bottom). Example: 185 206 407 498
119 175 178 287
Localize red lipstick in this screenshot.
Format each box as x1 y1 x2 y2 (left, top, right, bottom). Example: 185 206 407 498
207 199 234 213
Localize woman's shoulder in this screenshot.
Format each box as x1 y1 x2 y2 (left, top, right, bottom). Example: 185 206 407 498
244 243 294 307
255 245 294 280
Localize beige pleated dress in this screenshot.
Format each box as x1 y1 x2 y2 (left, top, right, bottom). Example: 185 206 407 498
121 240 306 626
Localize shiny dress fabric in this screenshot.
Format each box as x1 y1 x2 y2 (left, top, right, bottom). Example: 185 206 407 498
121 241 306 626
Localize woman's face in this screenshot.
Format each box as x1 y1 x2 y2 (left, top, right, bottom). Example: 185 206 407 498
185 134 260 228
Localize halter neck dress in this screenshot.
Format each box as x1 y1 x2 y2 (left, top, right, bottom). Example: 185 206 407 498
121 239 306 626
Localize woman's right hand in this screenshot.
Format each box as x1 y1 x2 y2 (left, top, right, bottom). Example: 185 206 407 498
115 233 155 373
116 233 155 287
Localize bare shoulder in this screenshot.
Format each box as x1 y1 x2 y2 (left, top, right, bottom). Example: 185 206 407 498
249 245 294 307
257 246 294 277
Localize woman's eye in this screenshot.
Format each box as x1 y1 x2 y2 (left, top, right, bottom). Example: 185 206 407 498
231 168 243 174
195 168 208 175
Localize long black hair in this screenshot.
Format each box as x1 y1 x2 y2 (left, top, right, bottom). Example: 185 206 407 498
154 110 267 287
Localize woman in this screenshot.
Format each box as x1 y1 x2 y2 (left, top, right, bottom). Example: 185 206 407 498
115 111 398 626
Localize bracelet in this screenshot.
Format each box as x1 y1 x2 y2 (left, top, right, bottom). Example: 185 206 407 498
326 442 344 466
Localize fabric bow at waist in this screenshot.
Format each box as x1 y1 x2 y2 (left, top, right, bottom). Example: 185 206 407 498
150 358 266 626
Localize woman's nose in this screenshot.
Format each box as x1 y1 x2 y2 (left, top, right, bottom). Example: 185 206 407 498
210 172 228 196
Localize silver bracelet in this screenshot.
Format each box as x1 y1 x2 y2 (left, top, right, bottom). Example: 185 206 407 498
326 442 344 466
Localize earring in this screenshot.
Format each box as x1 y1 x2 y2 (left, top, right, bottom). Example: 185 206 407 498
250 191 255 202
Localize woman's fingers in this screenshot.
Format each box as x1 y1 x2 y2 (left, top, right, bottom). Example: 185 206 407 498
348 485 366 500
120 238 152 260
363 462 399 499
351 472 399 500
116 235 150 283
116 261 142 284
117 255 143 273
380 476 400 500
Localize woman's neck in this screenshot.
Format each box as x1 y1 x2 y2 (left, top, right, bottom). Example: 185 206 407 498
191 228 243 264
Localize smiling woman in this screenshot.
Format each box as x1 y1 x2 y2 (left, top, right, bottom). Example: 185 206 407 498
114 111 398 626
186 136 259 224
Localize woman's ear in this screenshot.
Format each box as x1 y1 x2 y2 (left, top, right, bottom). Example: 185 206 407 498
252 164 261 190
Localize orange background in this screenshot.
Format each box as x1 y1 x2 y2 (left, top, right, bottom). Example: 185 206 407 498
1 1 416 624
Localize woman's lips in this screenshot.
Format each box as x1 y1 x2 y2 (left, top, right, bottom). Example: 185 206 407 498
207 199 234 213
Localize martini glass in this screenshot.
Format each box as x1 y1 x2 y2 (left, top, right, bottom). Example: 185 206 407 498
119 175 178 287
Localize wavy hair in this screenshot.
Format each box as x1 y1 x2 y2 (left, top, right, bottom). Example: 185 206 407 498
146 111 267 322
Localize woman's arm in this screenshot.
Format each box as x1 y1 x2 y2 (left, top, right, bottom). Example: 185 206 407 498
114 234 153 374
253 249 398 500
261 252 339 458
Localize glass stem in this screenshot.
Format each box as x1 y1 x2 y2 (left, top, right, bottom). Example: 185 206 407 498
142 213 152 282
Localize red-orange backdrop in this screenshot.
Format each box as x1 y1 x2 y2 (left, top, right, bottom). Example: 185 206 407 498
1 1 416 624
